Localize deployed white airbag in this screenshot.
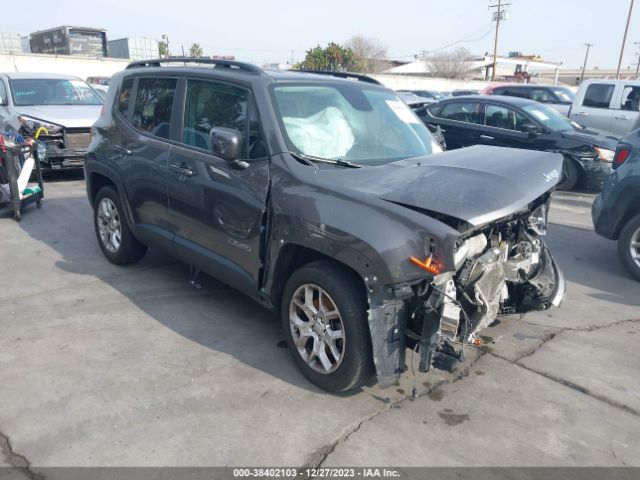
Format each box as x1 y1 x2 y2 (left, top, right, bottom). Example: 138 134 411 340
283 106 354 159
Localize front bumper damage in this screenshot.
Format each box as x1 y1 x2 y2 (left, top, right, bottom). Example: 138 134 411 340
33 129 91 169
368 229 566 389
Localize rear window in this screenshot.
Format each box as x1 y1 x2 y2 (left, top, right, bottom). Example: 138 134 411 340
117 78 134 117
582 84 615 109
439 102 483 124
131 78 177 139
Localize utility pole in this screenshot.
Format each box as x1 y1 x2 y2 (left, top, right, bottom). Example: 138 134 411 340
635 42 640 79
290 50 294 65
579 43 593 84
162 34 170 58
616 0 635 79
489 0 511 81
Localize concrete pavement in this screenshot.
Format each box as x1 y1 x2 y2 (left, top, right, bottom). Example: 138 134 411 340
0 178 638 474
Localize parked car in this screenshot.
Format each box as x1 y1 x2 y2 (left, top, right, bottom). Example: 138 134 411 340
398 89 446 102
484 84 575 116
0 72 103 169
86 59 565 392
569 79 640 136
451 89 480 97
592 128 640 281
397 92 446 150
419 95 619 190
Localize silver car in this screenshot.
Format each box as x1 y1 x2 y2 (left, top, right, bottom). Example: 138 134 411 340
0 72 103 169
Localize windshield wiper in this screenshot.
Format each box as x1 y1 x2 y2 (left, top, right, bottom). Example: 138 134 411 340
292 152 362 168
334 158 362 168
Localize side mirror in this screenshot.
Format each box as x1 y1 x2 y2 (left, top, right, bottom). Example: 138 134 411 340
210 127 248 169
522 123 540 135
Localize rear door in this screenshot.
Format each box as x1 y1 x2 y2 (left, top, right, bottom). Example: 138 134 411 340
569 82 616 131
167 78 270 296
114 76 177 251
427 101 484 149
610 84 640 136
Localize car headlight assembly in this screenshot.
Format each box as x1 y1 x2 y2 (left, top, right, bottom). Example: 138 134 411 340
594 147 615 162
527 204 548 236
18 116 62 136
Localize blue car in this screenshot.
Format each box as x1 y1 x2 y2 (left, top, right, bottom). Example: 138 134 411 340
592 128 640 281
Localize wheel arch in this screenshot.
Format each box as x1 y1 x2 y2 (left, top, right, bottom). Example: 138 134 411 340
267 243 367 313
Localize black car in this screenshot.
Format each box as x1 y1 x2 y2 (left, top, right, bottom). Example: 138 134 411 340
592 128 640 281
398 89 446 101
419 95 619 191
86 59 565 392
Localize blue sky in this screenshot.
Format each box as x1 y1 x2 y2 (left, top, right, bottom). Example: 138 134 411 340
2 0 639 69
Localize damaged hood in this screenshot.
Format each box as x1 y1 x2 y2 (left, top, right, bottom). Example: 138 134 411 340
316 146 563 228
16 105 102 129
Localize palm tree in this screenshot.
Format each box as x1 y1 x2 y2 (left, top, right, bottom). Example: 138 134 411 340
189 43 203 58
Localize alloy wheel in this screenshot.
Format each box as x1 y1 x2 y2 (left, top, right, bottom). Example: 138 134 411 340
630 225 640 269
288 284 346 374
97 198 122 253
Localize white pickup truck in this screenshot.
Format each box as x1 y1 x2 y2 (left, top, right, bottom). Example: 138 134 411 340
569 79 640 136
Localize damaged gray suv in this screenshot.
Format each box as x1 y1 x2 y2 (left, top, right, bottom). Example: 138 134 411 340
85 59 566 392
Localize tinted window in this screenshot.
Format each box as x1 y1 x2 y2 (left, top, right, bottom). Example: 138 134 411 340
182 79 266 159
485 104 529 131
528 89 555 103
620 86 640 111
117 78 134 116
440 102 483 124
132 78 177 139
582 84 615 109
503 88 528 99
10 78 102 106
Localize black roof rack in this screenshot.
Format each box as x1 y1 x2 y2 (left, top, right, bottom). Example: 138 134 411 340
126 58 262 74
295 70 382 85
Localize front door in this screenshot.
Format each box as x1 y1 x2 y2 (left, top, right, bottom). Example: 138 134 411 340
167 78 270 296
478 103 534 150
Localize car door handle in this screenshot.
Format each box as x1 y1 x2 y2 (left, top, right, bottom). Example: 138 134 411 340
615 115 630 120
479 135 494 140
574 112 588 117
170 163 195 177
113 145 132 155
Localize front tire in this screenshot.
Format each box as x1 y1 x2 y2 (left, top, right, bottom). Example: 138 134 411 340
94 185 147 265
618 214 640 282
281 261 373 392
557 157 580 191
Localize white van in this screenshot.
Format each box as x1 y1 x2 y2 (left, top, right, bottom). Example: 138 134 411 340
569 79 640 136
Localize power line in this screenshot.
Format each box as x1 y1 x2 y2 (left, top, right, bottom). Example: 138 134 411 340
489 0 511 80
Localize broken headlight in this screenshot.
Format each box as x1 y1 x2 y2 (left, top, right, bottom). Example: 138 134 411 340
18 116 62 136
527 204 548 236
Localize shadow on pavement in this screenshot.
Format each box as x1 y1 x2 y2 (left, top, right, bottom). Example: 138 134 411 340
546 224 640 308
13 193 347 394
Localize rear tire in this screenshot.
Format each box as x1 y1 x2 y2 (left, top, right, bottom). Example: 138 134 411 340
618 214 640 282
94 185 147 265
557 157 580 191
281 260 373 392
